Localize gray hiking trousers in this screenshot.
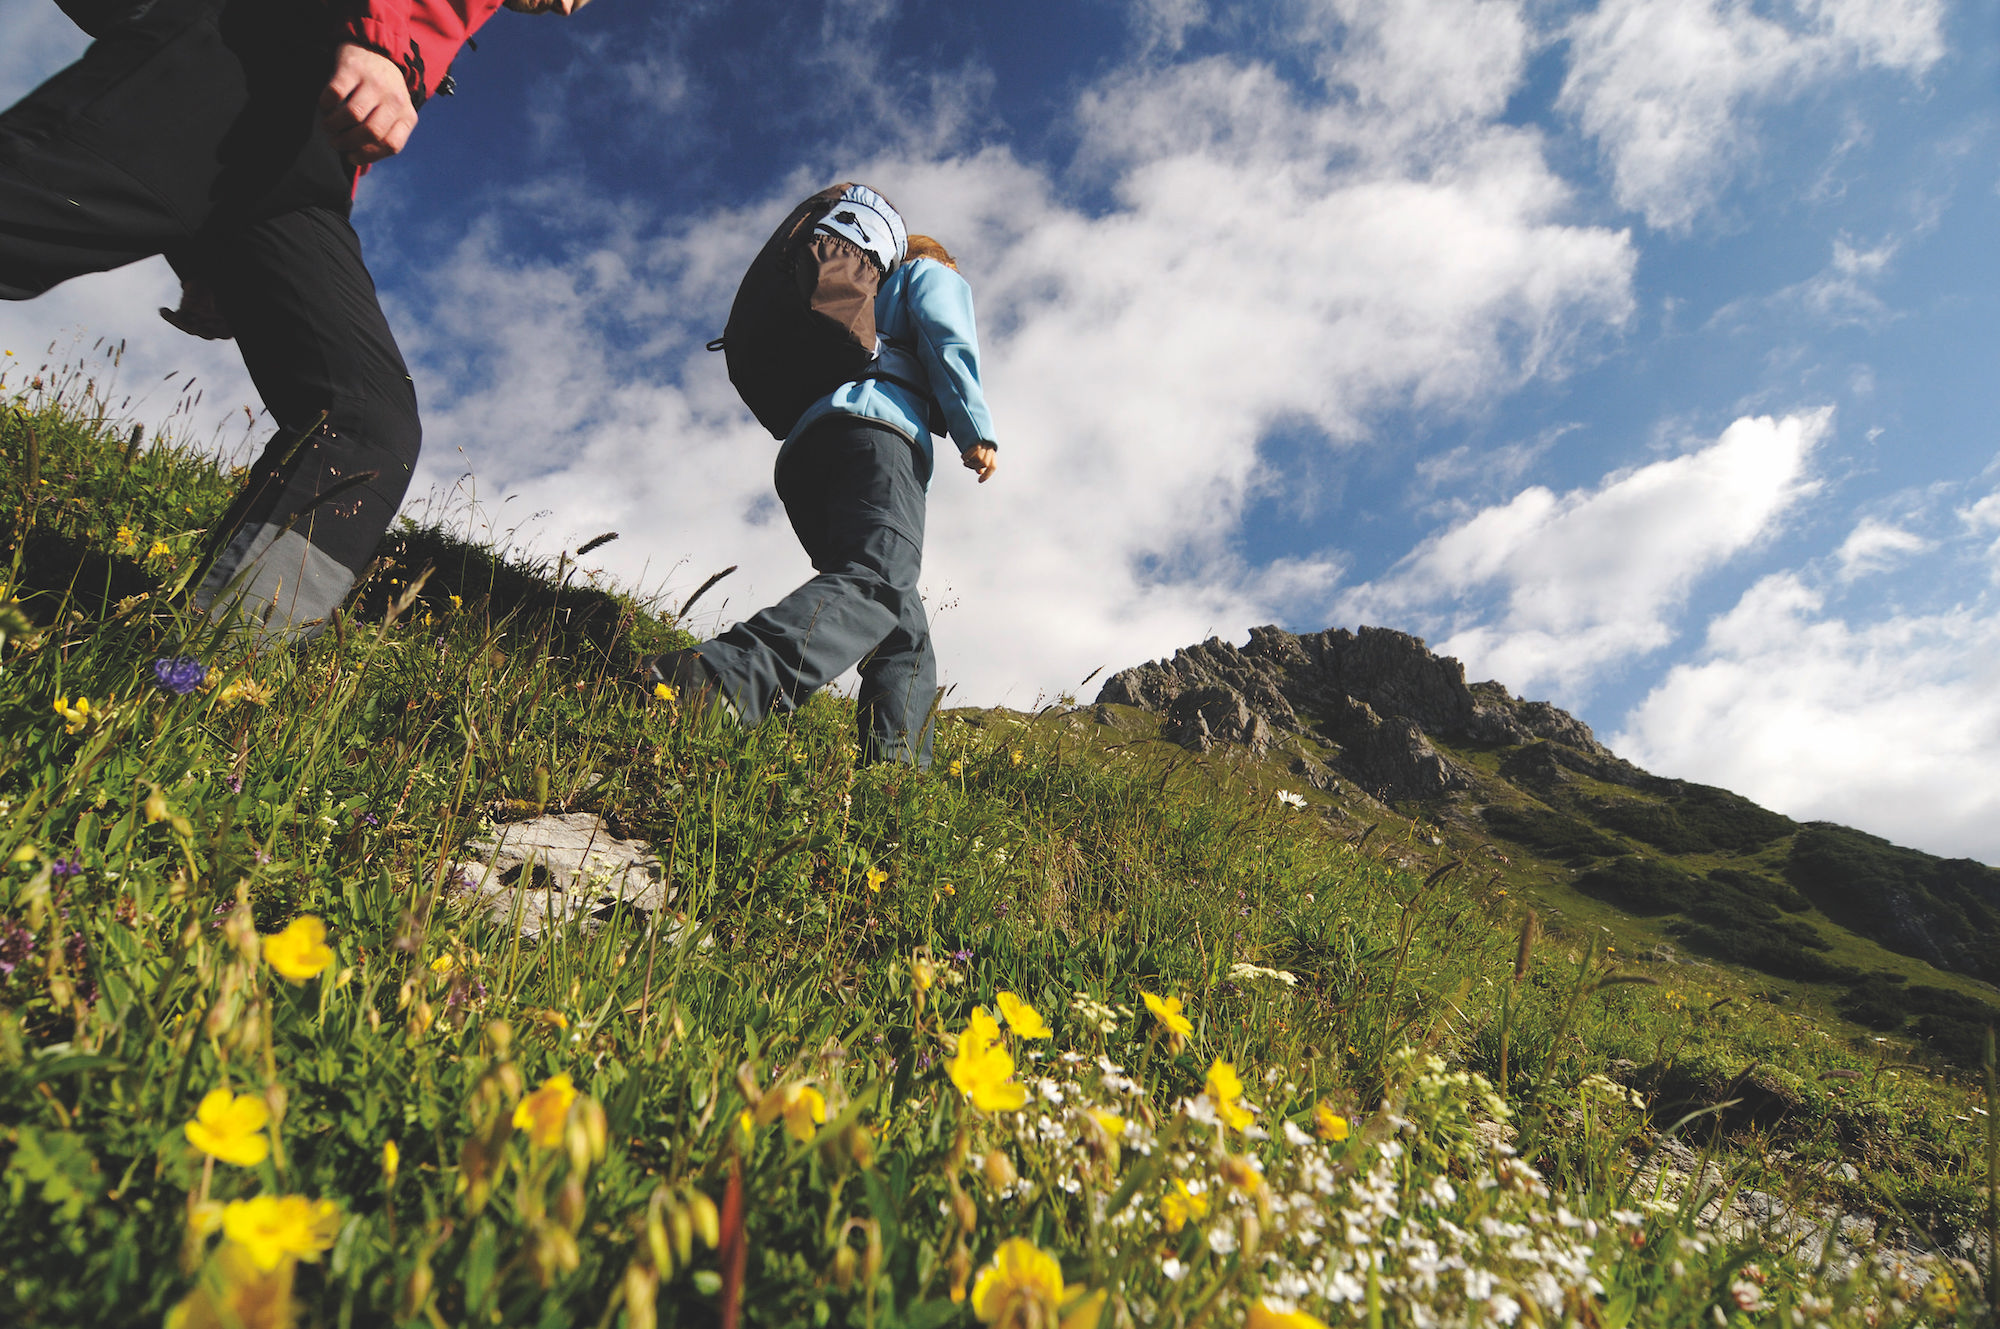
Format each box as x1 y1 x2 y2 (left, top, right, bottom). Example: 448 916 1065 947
697 417 938 767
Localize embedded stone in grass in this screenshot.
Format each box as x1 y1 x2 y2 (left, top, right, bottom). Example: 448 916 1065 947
451 812 675 937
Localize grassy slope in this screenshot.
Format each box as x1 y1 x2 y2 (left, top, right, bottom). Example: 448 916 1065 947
0 370 1995 1327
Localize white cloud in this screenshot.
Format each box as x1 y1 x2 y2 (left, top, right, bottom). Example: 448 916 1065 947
1306 0 1530 132
388 19 1635 705
1616 573 2000 864
1557 0 1945 230
0 261 264 459
1834 516 1929 579
1339 410 1829 696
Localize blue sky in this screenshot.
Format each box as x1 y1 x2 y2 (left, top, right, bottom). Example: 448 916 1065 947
5 0 2000 862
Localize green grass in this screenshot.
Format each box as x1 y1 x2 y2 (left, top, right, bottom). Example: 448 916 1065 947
1 367 1997 1327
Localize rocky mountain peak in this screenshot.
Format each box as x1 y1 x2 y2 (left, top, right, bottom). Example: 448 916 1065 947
1095 624 1625 800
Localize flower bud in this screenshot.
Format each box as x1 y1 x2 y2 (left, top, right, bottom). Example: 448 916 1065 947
229 1002 262 1057
670 1196 694 1266
862 1218 883 1283
688 1189 720 1249
845 1124 876 1171
623 1260 658 1329
556 1174 587 1232
952 1186 977 1235
1240 1208 1262 1259
831 1244 859 1292
579 1096 609 1163
948 1242 972 1305
398 1259 434 1320
645 1190 674 1278
485 1019 513 1057
982 1149 1017 1190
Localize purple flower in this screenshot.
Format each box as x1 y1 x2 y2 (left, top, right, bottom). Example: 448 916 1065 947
355 812 380 828
994 900 1011 917
444 975 489 1011
151 656 207 695
49 857 82 879
0 919 32 976
950 948 973 963
226 776 243 794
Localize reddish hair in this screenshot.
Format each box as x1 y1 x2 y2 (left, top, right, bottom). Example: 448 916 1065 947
904 234 957 269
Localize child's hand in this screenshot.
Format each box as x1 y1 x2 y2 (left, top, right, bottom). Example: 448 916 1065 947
962 443 998 484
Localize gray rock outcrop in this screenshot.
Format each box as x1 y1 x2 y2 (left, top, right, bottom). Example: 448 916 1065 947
1096 624 1610 800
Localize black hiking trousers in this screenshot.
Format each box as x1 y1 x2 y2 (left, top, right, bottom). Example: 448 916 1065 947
0 0 422 641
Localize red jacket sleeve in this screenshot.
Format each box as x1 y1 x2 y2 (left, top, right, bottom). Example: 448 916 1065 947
334 0 508 106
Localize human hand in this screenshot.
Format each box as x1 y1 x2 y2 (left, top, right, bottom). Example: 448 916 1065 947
962 443 998 484
319 44 418 166
503 0 591 12
158 278 233 341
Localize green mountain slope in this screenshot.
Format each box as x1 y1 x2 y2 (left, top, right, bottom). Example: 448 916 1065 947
2 364 1996 1325
1088 626 2000 1070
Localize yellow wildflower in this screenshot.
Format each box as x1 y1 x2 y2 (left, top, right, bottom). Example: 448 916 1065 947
784 1085 826 1142
221 1194 342 1271
1160 1177 1208 1233
652 683 676 703
1009 749 1023 766
949 759 964 777
968 1237 1063 1327
1088 1109 1125 1166
948 1007 1026 1113
114 525 138 553
184 1087 271 1167
430 954 455 974
54 695 92 734
217 677 274 707
1247 1302 1332 1329
1205 1059 1253 1132
382 1140 399 1183
513 1073 577 1148
865 866 888 893
1219 1151 1265 1195
1313 1101 1350 1142
188 1200 225 1239
994 991 1051 1039
1060 1290 1107 1329
755 1082 828 1143
148 539 172 559
449 594 463 611
164 1243 294 1329
262 916 333 983
1140 990 1193 1043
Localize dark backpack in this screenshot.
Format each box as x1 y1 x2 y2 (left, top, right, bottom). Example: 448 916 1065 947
709 183 910 440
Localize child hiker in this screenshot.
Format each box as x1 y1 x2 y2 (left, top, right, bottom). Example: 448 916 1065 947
651 234 999 768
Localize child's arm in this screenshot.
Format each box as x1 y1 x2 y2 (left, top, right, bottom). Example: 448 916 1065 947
904 262 1001 479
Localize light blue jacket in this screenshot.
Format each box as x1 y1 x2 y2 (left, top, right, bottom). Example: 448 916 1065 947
783 257 997 483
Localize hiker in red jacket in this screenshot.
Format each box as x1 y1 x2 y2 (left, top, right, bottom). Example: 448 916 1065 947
0 0 591 640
